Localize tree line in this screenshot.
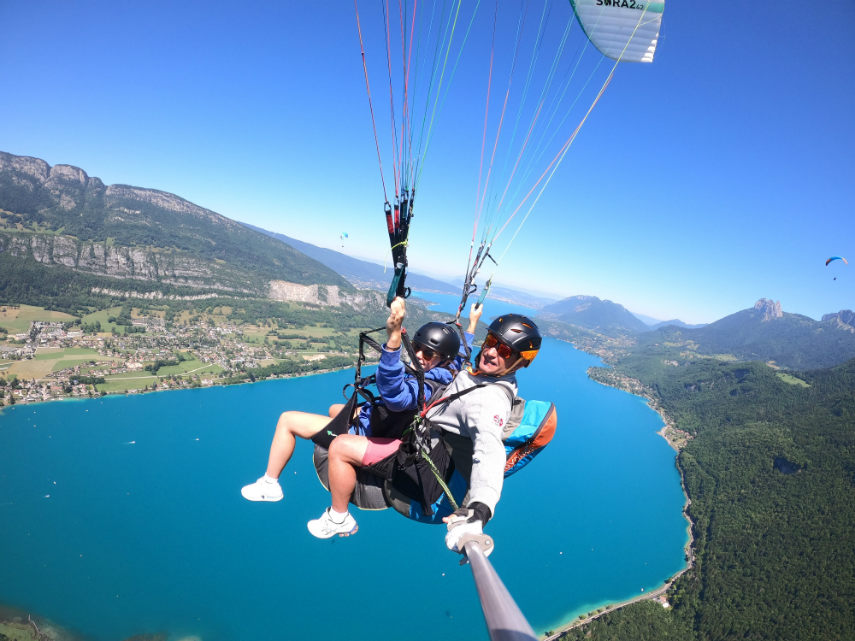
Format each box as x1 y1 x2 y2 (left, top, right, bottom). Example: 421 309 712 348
560 353 855 641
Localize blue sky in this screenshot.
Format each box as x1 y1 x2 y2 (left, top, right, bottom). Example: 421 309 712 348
1 1 853 325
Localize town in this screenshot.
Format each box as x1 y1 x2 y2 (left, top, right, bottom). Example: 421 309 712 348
0 304 363 407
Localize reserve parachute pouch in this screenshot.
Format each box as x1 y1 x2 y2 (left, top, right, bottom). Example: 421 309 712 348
501 398 557 476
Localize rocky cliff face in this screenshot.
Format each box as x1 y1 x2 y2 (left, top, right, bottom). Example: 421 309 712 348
1 229 377 306
822 310 855 332
0 151 357 304
0 231 239 289
0 152 51 183
0 151 241 228
268 280 377 307
753 298 783 321
0 152 103 208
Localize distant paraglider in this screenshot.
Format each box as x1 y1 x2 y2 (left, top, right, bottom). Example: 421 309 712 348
826 256 848 280
339 232 349 249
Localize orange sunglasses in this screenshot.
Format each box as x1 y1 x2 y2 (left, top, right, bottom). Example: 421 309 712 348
482 333 515 360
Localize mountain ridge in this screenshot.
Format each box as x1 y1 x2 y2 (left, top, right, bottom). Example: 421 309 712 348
540 295 651 334
0 151 362 306
639 298 855 370
243 223 463 296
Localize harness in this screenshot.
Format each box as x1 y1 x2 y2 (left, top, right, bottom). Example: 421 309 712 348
372 380 491 515
312 370 557 522
311 321 555 522
310 322 435 449
384 385 557 522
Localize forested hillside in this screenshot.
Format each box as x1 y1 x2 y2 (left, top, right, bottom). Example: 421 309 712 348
0 151 353 301
565 356 855 641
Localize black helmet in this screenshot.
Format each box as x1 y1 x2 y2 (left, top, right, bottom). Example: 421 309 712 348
412 321 460 362
487 314 541 365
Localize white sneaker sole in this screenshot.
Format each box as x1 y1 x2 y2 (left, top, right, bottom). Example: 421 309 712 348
307 521 359 539
240 487 283 502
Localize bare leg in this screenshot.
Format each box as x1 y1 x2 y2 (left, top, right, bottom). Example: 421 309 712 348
328 403 345 418
327 434 370 513
265 411 331 479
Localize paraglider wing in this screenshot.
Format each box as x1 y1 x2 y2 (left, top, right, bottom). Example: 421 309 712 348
569 0 665 63
825 256 848 266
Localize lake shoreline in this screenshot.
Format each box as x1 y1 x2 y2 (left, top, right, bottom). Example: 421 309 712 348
542 363 696 640
0 605 82 641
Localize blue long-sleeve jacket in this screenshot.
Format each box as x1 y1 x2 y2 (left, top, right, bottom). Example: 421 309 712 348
350 332 473 436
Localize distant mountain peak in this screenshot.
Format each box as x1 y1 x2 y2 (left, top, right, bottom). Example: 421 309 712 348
540 294 649 334
644 301 855 369
753 298 783 321
822 310 855 333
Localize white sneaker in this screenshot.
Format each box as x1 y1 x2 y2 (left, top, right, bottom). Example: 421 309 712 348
240 476 283 502
307 508 358 539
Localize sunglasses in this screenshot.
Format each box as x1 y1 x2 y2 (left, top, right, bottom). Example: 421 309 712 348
482 333 515 360
414 343 438 361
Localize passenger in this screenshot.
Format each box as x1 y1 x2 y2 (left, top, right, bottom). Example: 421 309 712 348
240 296 476 506
307 311 541 549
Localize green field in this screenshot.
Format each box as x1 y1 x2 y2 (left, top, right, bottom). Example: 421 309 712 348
80 306 124 333
33 347 98 360
299 324 348 338
776 372 811 387
95 373 158 394
0 304 76 333
240 327 269 344
51 359 97 372
6 347 117 379
95 361 225 394
156 359 222 377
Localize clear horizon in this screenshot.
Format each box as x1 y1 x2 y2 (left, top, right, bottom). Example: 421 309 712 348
249 232 846 324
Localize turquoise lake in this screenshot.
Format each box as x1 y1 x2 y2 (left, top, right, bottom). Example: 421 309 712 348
0 296 688 641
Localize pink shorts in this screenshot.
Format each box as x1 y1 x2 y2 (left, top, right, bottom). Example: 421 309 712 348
361 437 402 466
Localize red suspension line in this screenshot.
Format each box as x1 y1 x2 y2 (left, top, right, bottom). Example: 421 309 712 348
354 0 390 204
383 0 401 199
402 0 419 189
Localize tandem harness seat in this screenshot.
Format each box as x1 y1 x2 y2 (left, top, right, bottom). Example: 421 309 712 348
312 376 557 524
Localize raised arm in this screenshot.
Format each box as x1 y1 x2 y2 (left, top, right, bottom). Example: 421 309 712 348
374 297 421 411
466 302 483 335
450 302 483 371
385 296 406 350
